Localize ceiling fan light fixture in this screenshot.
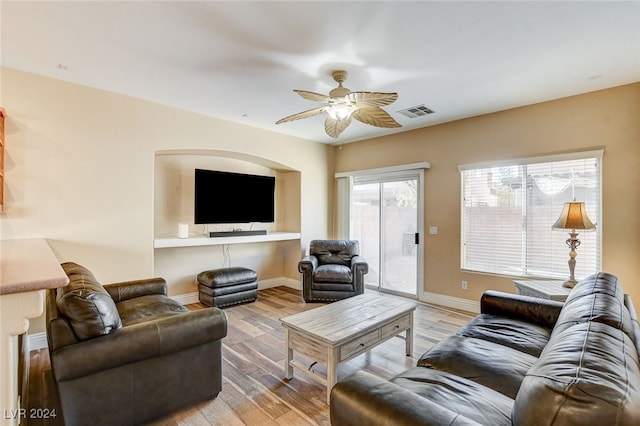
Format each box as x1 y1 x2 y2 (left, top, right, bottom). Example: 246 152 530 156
327 101 357 120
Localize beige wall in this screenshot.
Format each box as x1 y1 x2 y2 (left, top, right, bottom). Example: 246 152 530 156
335 83 640 305
2 65 638 331
0 67 332 332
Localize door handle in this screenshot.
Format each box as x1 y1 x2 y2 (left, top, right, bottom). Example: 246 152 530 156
414 233 420 245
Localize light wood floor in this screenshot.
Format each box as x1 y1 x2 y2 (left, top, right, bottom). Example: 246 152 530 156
28 287 472 426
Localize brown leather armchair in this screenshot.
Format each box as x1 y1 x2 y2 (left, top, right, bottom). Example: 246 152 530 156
298 240 368 302
46 262 227 426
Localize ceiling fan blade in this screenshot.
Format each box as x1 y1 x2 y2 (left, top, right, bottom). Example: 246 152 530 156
352 107 402 128
324 116 352 138
294 90 331 103
350 91 398 108
275 106 328 124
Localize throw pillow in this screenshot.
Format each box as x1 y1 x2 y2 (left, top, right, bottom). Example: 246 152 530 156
56 262 122 341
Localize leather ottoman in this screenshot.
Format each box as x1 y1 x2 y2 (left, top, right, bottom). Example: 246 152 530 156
197 267 258 308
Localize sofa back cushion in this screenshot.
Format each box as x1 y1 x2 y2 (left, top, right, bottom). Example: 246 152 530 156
625 294 640 355
553 272 634 340
513 321 640 425
57 262 122 341
310 240 359 266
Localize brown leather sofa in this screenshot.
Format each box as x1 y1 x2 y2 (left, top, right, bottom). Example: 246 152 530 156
331 272 640 425
46 262 228 426
298 239 368 302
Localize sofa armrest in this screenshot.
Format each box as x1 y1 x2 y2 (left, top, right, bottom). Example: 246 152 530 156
350 255 369 274
299 255 318 302
481 290 563 328
51 307 227 382
298 255 318 273
330 371 482 426
104 277 167 302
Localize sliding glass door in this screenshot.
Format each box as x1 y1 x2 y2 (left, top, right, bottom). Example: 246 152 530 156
351 171 422 297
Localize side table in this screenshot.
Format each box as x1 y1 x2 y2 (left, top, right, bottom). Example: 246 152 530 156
513 279 571 302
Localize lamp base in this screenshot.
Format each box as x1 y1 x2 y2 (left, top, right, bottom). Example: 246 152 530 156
562 231 581 290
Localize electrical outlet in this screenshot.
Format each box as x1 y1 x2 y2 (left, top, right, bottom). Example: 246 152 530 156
461 281 468 290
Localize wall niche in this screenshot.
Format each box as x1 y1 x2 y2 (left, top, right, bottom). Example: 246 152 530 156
153 150 301 296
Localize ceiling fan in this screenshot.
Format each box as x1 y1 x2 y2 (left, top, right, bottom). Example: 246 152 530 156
276 70 401 138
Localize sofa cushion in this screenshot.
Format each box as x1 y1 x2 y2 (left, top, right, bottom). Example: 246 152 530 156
513 321 640 426
310 240 359 266
457 313 552 357
391 367 513 426
313 264 353 283
417 335 538 399
331 370 484 426
57 262 122 341
116 294 188 326
568 271 625 301
554 272 634 340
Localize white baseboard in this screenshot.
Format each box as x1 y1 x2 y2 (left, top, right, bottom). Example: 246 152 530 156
420 292 480 314
265 277 301 290
170 292 200 305
28 332 48 351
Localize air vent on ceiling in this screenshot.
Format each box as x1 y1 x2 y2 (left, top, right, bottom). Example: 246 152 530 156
397 105 435 118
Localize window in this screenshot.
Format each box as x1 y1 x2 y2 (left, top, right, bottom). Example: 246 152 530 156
460 150 601 279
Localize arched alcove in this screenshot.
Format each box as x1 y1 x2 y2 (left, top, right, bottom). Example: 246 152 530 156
155 149 300 172
153 149 301 296
154 149 301 237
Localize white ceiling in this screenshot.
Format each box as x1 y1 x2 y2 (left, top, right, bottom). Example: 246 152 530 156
2 1 639 145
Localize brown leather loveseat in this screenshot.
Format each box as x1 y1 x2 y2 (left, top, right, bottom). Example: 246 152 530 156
46 262 228 426
331 272 640 425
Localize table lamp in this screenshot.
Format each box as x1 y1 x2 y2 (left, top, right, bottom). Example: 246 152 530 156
552 201 596 288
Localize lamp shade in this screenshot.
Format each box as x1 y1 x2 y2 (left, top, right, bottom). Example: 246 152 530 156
552 201 596 230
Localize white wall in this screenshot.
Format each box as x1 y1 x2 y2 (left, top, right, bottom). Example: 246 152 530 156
0 67 332 332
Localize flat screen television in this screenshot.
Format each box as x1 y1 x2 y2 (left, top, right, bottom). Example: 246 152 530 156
194 169 275 224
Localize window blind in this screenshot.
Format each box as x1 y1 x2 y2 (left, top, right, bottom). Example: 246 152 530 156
460 152 601 279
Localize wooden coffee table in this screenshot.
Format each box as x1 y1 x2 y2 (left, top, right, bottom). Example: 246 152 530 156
280 293 417 404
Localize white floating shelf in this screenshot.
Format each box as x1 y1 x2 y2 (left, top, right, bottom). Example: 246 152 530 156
154 231 301 248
